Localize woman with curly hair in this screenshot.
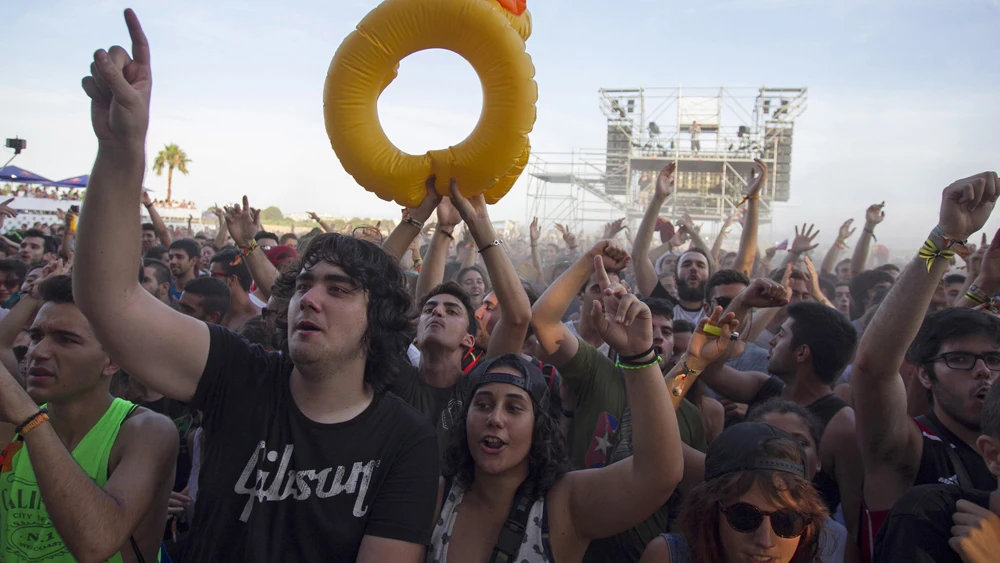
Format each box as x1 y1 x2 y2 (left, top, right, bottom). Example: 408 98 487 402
429 255 740 563
640 422 829 563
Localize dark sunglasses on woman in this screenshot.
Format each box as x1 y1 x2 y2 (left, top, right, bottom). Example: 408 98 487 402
719 502 808 539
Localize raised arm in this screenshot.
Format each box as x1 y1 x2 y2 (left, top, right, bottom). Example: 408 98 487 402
528 217 544 284
531 241 630 368
74 9 209 402
307 211 334 234
781 223 819 270
224 196 280 299
633 163 674 297
562 294 739 541
821 219 855 275
956 229 1000 309
382 182 440 262
677 214 716 271
852 173 997 480
415 195 461 300
850 202 885 276
735 159 766 277
449 185 530 357
141 190 172 248
803 256 836 308
712 208 741 264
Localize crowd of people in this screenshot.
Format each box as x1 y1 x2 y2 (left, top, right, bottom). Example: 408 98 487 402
1 8 998 563
0 184 83 201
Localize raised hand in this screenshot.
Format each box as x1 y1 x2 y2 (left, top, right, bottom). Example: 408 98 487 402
802 256 831 303
435 186 462 229
448 182 491 239
0 198 18 231
307 211 322 223
764 246 778 261
746 158 768 198
556 223 578 249
939 172 1000 241
586 239 632 272
687 306 740 365
589 255 651 356
737 277 790 309
949 499 1000 563
602 218 627 240
529 217 540 243
81 9 151 146
223 196 258 247
975 227 1000 289
838 219 856 242
966 233 988 278
407 176 444 224
655 162 677 199
865 202 886 227
789 223 819 254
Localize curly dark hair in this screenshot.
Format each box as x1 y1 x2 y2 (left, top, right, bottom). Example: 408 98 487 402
676 437 828 563
441 356 571 500
271 233 411 395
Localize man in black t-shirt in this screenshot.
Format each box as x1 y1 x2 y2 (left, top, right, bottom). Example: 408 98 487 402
73 12 438 563
385 187 533 441
852 172 1000 562
875 381 1000 562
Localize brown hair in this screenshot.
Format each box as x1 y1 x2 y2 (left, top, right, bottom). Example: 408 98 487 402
676 438 828 563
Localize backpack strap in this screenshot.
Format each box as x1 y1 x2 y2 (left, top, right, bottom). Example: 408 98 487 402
488 481 535 563
916 414 972 489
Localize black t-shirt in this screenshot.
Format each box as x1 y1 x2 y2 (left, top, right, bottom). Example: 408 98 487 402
914 412 997 491
183 325 440 563
874 484 992 563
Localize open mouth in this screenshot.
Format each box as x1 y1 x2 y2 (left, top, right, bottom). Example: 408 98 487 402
27 367 54 379
481 436 507 453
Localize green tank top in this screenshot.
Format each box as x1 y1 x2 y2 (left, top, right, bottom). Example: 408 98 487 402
0 398 138 562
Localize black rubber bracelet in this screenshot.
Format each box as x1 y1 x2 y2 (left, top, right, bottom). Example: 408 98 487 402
619 345 655 363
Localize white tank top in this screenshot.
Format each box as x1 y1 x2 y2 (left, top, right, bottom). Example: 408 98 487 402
428 480 553 563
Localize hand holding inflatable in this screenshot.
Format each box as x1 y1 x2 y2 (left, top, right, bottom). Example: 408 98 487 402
325 0 536 208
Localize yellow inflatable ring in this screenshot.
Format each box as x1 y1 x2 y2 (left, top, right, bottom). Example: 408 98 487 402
324 0 536 208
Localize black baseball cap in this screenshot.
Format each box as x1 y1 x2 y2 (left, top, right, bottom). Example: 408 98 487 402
704 422 808 481
467 354 550 410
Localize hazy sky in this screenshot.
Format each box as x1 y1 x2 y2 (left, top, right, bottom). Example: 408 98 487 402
2 0 998 252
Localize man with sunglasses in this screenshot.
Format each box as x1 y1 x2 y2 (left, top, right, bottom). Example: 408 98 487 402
208 249 261 332
852 172 1000 562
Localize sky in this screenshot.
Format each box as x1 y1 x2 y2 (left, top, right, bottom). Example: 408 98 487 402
2 0 999 253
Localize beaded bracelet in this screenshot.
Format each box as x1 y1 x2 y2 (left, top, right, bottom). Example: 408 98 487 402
615 355 661 370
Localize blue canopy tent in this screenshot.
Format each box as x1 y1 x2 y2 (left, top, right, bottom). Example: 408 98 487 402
47 175 88 188
0 166 52 184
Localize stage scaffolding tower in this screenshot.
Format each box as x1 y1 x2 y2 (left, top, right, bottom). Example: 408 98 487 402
526 86 808 240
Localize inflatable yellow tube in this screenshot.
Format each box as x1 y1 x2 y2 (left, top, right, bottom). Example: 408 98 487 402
324 0 536 208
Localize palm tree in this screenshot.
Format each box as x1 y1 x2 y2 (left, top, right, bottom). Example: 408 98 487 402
152 144 191 203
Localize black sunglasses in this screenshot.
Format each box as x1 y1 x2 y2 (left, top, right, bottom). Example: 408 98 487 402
719 502 808 539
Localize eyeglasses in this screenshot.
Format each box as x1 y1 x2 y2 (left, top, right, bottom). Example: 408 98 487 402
929 352 1000 372
719 502 808 539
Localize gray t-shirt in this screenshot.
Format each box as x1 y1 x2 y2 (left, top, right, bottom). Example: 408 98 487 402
673 304 707 326
726 342 770 373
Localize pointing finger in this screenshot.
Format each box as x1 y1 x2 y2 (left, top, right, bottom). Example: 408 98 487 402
593 255 611 290
124 9 151 66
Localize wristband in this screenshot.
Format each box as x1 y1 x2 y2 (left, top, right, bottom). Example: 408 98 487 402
438 229 454 240
931 225 971 259
239 239 259 257
967 284 990 305
478 239 503 254
618 346 656 363
918 236 956 273
615 355 661 371
863 227 877 243
15 409 49 437
834 240 848 251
